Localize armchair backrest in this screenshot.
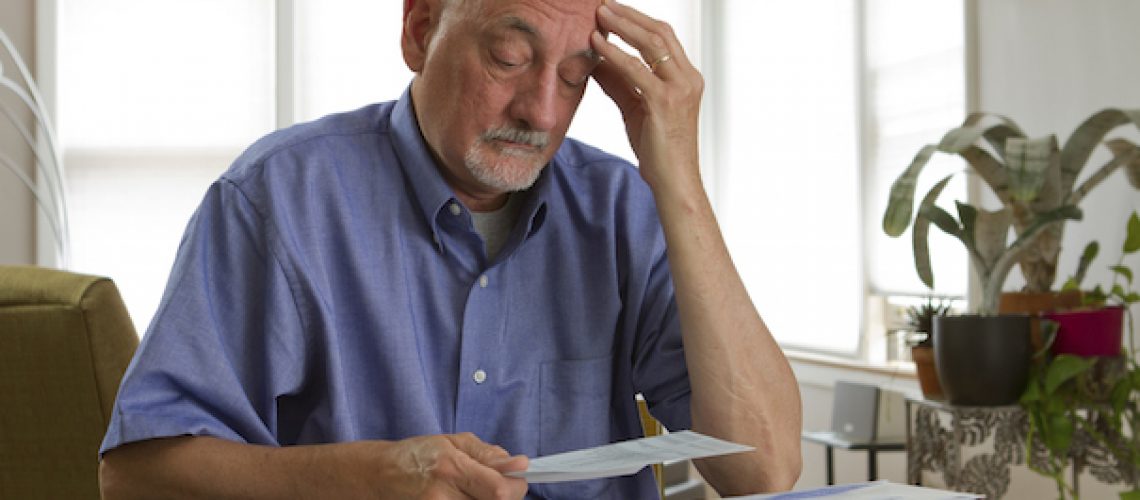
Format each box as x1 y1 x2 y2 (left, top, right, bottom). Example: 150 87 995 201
0 266 138 499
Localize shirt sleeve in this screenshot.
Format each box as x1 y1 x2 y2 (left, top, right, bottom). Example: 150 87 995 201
100 178 308 456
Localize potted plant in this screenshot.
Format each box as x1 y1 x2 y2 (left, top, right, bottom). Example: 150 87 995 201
1020 211 1140 500
906 297 952 400
1049 212 1140 356
882 109 1140 406
884 175 1077 405
883 109 1140 300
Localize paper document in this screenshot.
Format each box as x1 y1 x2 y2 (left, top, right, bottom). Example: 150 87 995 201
724 480 983 499
507 430 753 483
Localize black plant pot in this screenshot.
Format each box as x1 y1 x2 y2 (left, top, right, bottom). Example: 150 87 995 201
933 314 1031 406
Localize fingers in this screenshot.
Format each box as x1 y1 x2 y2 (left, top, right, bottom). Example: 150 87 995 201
589 31 648 113
590 30 660 97
605 1 694 70
487 454 529 475
446 451 525 499
438 433 528 499
595 1 692 79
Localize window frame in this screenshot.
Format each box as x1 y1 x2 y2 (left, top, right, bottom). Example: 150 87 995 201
36 0 972 362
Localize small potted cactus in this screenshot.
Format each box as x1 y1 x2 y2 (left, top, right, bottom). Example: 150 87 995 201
906 297 952 400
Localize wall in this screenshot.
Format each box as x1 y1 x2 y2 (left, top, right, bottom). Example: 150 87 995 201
976 0 1140 294
0 0 35 264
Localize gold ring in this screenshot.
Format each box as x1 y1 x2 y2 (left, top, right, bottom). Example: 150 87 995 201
648 53 672 72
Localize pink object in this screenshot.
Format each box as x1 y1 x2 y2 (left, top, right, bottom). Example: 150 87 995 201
1044 306 1125 357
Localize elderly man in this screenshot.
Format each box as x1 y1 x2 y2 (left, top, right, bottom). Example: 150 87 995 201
98 0 801 498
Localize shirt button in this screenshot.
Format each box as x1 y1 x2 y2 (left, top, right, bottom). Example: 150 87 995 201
472 369 487 384
449 203 462 216
479 274 489 288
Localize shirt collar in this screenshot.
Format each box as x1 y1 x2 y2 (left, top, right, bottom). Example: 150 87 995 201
388 85 550 251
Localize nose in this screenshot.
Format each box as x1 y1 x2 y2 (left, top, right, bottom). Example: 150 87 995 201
508 65 561 132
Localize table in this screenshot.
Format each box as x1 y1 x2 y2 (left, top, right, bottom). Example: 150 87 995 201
905 398 1140 499
801 431 906 485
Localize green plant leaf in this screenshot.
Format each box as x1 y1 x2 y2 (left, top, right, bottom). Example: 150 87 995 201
912 175 957 288
1008 205 1083 254
1120 489 1140 500
1126 210 1140 254
1112 284 1126 299
973 206 1014 272
1085 286 1108 306
1110 265 1134 285
1125 292 1140 303
883 144 938 237
956 113 1027 157
1044 355 1095 395
1112 378 1132 414
1061 278 1079 291
959 146 1012 202
1106 139 1140 190
922 205 962 237
1021 379 1042 402
1071 241 1099 287
1060 108 1140 191
1005 136 1057 202
956 201 978 248
1045 414 1073 454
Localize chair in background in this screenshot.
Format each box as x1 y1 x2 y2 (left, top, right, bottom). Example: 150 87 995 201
0 265 138 499
801 381 907 485
638 396 707 500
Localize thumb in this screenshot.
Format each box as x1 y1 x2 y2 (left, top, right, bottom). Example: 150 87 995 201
449 434 506 460
447 433 529 474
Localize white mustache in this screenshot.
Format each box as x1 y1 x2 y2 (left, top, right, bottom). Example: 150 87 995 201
482 127 549 149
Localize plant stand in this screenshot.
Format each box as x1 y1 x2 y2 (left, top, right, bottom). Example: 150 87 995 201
905 398 1139 499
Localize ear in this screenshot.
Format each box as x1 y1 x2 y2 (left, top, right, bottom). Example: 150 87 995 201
401 0 440 72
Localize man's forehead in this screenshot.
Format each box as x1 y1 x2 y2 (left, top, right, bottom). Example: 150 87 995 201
475 0 603 30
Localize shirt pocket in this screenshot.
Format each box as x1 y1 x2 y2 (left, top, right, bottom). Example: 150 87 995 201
533 355 618 499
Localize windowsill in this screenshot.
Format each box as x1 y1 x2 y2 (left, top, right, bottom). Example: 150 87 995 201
785 350 918 380
784 350 916 378
784 349 923 399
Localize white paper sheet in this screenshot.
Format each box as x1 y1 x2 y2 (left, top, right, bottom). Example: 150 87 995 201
506 430 754 483
724 480 983 499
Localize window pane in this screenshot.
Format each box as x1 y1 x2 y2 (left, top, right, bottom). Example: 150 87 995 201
717 0 863 353
58 0 275 149
67 152 237 330
295 0 411 121
57 0 275 331
863 0 967 297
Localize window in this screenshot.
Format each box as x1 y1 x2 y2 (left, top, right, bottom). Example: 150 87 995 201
50 1 964 357
862 0 968 299
712 0 965 354
58 0 275 331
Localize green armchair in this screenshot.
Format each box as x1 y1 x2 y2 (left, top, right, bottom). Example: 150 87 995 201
0 266 138 499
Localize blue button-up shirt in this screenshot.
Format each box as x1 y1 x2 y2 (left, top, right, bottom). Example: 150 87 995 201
102 89 692 499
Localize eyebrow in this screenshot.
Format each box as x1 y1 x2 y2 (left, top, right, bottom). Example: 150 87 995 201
497 15 600 61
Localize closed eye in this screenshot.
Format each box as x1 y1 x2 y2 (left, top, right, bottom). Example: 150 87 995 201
493 55 522 68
